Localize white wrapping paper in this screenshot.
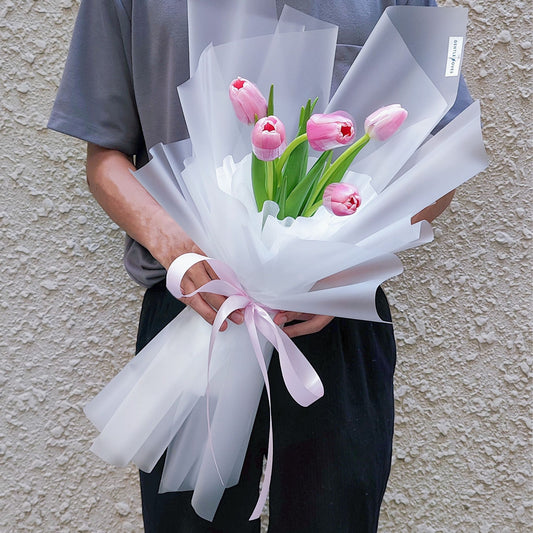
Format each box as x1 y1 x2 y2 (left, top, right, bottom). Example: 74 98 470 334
84 1 488 521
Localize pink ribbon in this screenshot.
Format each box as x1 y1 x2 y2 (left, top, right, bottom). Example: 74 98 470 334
166 253 324 520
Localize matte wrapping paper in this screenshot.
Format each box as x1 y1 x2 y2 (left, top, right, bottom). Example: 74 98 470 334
84 1 488 521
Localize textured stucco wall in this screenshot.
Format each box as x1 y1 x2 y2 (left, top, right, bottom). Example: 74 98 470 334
1 0 531 531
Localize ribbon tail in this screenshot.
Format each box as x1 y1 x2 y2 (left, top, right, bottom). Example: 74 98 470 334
254 308 324 407
243 305 274 521
206 294 252 487
164 253 323 519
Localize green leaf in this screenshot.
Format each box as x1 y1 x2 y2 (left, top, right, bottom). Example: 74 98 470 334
279 98 318 198
302 198 323 217
304 99 311 121
309 97 319 116
282 140 309 197
321 143 365 185
297 105 306 133
296 97 318 133
251 153 268 211
277 177 288 219
267 85 274 116
285 150 332 218
304 134 371 211
274 96 322 218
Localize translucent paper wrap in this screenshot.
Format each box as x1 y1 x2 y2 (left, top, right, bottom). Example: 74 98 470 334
84 1 488 521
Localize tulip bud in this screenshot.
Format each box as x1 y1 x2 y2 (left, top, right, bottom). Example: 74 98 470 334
322 183 361 216
364 104 408 141
306 112 356 151
229 77 268 125
251 116 287 161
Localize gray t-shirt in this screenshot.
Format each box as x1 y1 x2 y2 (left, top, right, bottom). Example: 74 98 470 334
49 0 471 287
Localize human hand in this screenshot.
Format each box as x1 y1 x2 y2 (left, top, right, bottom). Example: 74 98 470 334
411 189 456 224
273 312 334 338
154 226 244 332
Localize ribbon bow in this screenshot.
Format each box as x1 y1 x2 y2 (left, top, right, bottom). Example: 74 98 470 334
166 253 324 520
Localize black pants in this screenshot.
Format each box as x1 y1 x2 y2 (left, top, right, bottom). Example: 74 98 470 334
137 282 396 533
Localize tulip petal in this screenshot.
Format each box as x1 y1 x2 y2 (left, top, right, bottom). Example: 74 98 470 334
229 77 268 125
364 104 408 141
306 112 356 151
252 116 286 161
322 183 361 216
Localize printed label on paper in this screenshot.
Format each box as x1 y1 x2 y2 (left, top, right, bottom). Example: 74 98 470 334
445 37 464 77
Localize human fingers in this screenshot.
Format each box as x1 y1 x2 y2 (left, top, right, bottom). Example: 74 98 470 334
185 262 227 310
182 262 243 327
166 240 243 326
281 315 334 338
201 259 244 325
273 311 315 326
179 268 228 331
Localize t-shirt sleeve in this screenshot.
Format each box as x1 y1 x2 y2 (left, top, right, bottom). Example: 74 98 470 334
48 0 142 155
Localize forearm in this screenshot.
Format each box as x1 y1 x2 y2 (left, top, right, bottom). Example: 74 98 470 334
86 143 242 328
86 143 189 269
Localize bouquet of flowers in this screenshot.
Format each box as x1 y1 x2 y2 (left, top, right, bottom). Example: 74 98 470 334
230 74 409 220
84 0 488 521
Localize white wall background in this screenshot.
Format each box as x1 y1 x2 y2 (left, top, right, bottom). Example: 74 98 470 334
1 0 531 531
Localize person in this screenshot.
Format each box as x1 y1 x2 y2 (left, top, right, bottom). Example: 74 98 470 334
49 1 472 531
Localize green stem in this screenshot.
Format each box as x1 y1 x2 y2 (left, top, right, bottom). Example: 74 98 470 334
302 198 325 218
266 160 275 200
276 134 308 174
305 133 370 209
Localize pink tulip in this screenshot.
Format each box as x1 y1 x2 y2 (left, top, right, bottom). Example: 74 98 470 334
229 77 268 125
364 104 408 141
306 112 356 151
251 116 287 161
322 183 361 216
